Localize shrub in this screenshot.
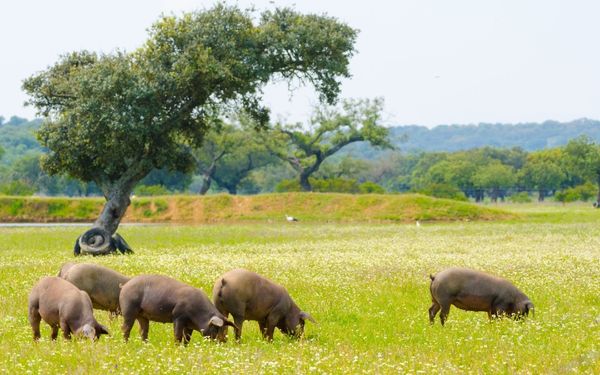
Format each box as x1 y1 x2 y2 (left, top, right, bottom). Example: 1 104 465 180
274 179 302 193
0 181 35 196
555 183 596 203
312 178 359 193
276 178 368 193
508 192 532 203
134 184 169 196
358 181 385 194
418 183 467 201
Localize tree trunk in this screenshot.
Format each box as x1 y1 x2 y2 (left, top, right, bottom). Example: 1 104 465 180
299 173 312 191
95 186 132 235
199 161 219 195
538 189 546 202
199 173 212 195
475 189 484 202
491 188 499 203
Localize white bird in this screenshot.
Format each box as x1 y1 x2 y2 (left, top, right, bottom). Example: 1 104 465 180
285 214 299 222
416 220 421 227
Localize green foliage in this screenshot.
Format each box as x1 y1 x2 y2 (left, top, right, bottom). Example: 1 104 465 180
472 162 516 190
274 179 302 193
266 98 390 191
23 4 357 199
0 181 36 196
276 178 385 194
562 135 600 185
358 181 385 194
555 183 596 203
312 178 359 193
0 118 43 165
195 124 275 194
276 178 359 193
508 192 532 203
134 185 169 196
519 150 565 190
140 169 192 192
382 119 600 153
418 183 467 201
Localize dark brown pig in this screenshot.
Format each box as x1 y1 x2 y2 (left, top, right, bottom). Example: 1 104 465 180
58 262 130 315
28 277 109 340
429 267 534 325
119 275 235 343
212 269 316 341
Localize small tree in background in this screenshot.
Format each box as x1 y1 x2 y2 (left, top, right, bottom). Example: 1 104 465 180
266 98 391 191
472 162 516 202
195 125 274 195
562 136 600 206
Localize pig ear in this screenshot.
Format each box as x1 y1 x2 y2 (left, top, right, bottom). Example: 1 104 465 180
209 316 224 327
300 312 316 324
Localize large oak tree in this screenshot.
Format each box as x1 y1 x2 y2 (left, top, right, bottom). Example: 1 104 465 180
23 5 357 254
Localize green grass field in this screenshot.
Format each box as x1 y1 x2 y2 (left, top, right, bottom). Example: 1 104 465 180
0 206 598 373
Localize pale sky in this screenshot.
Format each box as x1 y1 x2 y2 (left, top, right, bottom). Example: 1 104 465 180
1 0 599 127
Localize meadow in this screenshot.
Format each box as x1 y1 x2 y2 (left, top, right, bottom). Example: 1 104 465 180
0 205 598 373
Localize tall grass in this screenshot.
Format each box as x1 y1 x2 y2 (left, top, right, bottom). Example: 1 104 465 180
0 217 597 373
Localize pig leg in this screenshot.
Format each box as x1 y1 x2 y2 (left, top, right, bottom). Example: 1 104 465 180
263 314 279 341
50 325 59 340
173 318 187 344
60 320 71 340
28 305 41 341
258 320 266 337
183 328 193 343
137 317 149 341
224 300 246 341
121 315 136 342
429 301 441 324
439 303 451 326
232 315 245 341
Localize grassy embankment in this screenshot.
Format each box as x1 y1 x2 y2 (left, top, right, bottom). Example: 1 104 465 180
0 193 515 223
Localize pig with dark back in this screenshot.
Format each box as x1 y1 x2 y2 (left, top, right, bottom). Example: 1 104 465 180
212 269 316 341
119 275 235 343
28 277 109 340
429 267 534 325
58 262 130 315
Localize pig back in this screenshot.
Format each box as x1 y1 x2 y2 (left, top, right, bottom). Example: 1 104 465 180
121 275 215 323
218 269 292 320
432 268 523 301
62 263 129 311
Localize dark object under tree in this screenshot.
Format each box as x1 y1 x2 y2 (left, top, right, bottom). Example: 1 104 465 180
23 5 357 254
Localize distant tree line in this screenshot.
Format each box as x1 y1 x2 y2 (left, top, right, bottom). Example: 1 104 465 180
2 115 600 203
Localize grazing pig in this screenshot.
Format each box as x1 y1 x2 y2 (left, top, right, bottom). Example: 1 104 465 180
429 267 534 325
212 269 316 341
58 262 130 315
28 277 109 340
119 275 235 343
